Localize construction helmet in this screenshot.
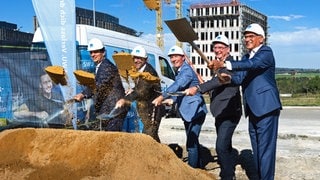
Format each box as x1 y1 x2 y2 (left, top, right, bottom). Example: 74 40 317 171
245 23 265 38
168 45 184 56
212 34 229 46
87 38 104 51
131 45 148 58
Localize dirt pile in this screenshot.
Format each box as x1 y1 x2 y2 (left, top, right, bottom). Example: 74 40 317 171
0 128 216 180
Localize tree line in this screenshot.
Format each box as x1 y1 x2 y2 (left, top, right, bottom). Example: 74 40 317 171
277 75 320 94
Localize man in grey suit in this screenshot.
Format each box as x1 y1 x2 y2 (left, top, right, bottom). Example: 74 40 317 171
152 45 207 168
185 35 242 179
212 23 282 180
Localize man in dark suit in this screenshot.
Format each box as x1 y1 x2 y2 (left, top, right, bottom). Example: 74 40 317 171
74 38 126 131
116 45 164 142
185 35 242 179
212 23 282 180
152 45 207 168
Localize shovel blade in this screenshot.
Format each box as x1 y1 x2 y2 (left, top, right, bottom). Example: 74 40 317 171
165 18 198 43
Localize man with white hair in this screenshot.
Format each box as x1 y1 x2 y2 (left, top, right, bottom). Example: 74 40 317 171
185 34 242 179
211 23 282 180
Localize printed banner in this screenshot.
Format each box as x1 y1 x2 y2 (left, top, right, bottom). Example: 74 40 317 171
31 0 76 101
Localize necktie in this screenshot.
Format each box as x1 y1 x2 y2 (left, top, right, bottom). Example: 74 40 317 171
95 64 100 74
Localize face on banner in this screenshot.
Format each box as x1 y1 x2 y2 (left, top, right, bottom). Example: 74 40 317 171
32 0 76 101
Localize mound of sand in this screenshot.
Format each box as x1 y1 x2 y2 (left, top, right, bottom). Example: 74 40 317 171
0 128 215 180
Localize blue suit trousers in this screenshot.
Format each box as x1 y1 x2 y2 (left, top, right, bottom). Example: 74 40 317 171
215 117 240 179
249 109 280 180
183 113 206 168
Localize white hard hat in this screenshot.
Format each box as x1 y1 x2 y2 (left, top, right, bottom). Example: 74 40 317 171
87 38 104 51
131 45 147 58
245 23 265 38
212 34 229 46
168 45 184 56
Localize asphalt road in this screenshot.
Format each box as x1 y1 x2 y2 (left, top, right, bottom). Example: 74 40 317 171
159 106 320 155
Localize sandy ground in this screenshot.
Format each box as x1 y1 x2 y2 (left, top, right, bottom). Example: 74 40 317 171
0 106 319 179
0 128 215 180
159 106 320 179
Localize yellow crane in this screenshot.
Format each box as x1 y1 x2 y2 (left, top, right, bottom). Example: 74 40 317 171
143 0 182 50
175 0 182 47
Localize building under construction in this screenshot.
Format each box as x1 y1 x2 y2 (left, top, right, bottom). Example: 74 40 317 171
189 0 267 81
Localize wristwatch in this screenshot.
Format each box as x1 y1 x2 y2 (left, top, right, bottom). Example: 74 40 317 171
196 85 201 92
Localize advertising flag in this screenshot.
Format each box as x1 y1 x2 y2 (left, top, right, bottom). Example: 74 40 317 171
31 0 76 101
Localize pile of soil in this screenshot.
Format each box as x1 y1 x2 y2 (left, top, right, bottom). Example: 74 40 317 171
0 128 216 179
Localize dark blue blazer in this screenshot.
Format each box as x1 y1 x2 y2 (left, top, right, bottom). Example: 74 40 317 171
82 58 125 115
230 45 282 117
198 56 242 119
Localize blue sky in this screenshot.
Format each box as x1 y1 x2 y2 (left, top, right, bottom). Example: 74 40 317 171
1 0 319 69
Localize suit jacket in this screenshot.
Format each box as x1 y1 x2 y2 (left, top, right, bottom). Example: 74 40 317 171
82 58 125 115
198 56 242 119
230 45 282 117
164 61 207 122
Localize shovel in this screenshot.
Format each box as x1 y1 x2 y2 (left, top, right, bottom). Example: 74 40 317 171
165 18 210 65
96 107 126 121
45 65 68 85
112 52 135 90
165 18 221 79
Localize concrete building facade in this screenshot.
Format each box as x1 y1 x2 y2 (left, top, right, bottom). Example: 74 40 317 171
189 0 267 81
0 21 34 52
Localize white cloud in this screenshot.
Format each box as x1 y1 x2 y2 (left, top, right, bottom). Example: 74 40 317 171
269 28 320 69
269 14 304 21
142 28 320 69
269 28 320 47
141 32 183 53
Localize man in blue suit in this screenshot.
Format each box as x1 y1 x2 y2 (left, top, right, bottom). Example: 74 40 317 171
212 23 282 180
152 45 207 168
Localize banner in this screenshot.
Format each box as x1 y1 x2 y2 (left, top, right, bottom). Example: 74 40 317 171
31 0 76 101
0 68 13 123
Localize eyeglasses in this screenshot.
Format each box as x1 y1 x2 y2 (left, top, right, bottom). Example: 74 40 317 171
213 46 227 50
244 34 260 39
133 56 144 60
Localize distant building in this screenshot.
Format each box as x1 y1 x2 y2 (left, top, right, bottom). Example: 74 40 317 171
189 0 267 81
0 21 34 52
33 7 138 37
2 7 139 53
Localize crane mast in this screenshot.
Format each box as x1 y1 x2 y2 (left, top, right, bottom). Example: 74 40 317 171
143 0 182 50
156 1 164 50
175 0 182 47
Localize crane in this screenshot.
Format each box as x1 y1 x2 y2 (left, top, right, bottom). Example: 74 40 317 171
175 0 182 47
143 0 182 50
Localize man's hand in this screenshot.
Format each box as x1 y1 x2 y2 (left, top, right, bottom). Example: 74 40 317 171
208 60 224 71
115 98 131 109
218 73 231 84
162 99 173 105
184 86 198 96
152 95 164 106
74 93 85 102
125 88 133 96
